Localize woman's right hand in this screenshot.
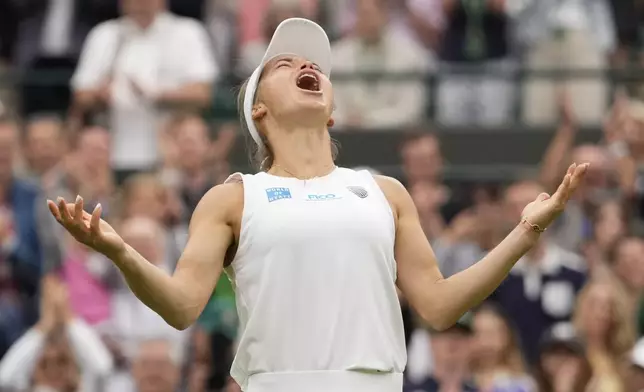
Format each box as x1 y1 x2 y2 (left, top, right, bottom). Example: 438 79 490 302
47 196 126 260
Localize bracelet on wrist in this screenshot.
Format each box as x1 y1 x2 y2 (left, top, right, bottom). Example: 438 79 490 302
520 217 546 233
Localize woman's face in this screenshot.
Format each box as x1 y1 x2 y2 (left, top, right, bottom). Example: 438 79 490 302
472 310 511 365
580 284 614 340
540 348 583 381
254 55 334 132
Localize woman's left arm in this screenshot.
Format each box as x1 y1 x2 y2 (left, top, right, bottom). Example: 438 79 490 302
377 163 588 331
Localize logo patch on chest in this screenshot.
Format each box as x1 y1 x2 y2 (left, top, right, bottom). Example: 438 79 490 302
347 186 369 198
306 193 341 201
266 187 292 202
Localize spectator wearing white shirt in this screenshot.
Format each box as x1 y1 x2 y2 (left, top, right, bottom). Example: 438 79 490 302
0 275 113 392
513 0 616 126
331 0 431 130
71 0 218 184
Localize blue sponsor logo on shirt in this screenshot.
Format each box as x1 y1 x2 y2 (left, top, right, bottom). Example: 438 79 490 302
307 194 341 201
266 187 292 202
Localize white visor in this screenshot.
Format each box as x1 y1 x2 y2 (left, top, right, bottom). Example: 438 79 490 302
243 18 332 147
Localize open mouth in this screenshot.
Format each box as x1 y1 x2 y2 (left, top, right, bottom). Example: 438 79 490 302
296 71 320 92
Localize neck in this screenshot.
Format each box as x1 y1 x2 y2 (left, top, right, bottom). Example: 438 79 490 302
268 125 335 179
129 12 159 29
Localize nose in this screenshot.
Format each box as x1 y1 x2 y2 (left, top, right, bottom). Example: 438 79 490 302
299 61 316 71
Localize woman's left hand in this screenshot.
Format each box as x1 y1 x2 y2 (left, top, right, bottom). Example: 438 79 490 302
521 163 589 231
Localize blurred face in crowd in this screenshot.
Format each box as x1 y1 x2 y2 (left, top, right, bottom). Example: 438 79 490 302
431 329 472 375
33 336 79 392
24 117 66 176
176 116 211 174
539 346 589 390
0 121 17 186
503 181 543 225
472 308 515 368
122 175 166 222
355 0 388 43
120 0 165 18
593 200 626 252
577 283 615 342
120 217 165 265
77 127 110 173
401 134 443 184
613 237 644 292
132 340 180 392
252 55 334 136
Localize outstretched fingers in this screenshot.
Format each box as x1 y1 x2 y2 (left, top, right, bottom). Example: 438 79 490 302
90 203 102 236
552 163 589 207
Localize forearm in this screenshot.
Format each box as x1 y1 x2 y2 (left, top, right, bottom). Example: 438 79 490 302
429 224 538 328
110 244 197 330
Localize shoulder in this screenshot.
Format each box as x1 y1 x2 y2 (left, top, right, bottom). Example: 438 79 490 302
168 14 210 37
373 175 409 202
373 175 415 219
86 19 121 41
191 180 243 227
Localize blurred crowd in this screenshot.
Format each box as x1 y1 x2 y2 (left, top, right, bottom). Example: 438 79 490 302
0 0 643 392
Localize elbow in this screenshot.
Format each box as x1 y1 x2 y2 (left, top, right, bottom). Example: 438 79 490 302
164 313 197 331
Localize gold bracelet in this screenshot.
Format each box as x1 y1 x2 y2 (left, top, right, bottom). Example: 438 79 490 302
521 217 546 233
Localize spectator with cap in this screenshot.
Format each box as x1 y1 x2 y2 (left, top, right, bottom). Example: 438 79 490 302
629 337 644 392
470 304 536 392
534 322 593 392
404 313 477 391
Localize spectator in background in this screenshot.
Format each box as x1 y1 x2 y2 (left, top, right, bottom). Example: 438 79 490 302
129 339 183 392
0 118 61 356
573 277 634 392
535 322 593 392
513 0 615 126
10 0 110 115
404 315 476 391
0 275 113 392
436 0 515 126
203 0 239 77
71 0 218 184
237 1 304 77
470 304 536 391
491 180 586 364
610 237 644 307
21 113 68 193
103 217 189 392
60 232 112 327
331 0 430 129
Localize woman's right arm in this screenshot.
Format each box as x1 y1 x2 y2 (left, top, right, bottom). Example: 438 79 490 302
48 182 242 330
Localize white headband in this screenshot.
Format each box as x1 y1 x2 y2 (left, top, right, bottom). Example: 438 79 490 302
242 18 332 148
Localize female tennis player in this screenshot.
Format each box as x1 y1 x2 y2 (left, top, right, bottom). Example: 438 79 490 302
48 18 588 392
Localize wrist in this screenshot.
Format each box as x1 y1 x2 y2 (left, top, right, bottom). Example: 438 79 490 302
106 244 131 268
515 221 541 247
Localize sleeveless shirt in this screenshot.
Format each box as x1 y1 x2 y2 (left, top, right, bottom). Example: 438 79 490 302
224 167 406 392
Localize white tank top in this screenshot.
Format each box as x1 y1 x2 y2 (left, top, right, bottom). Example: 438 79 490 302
224 167 406 392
